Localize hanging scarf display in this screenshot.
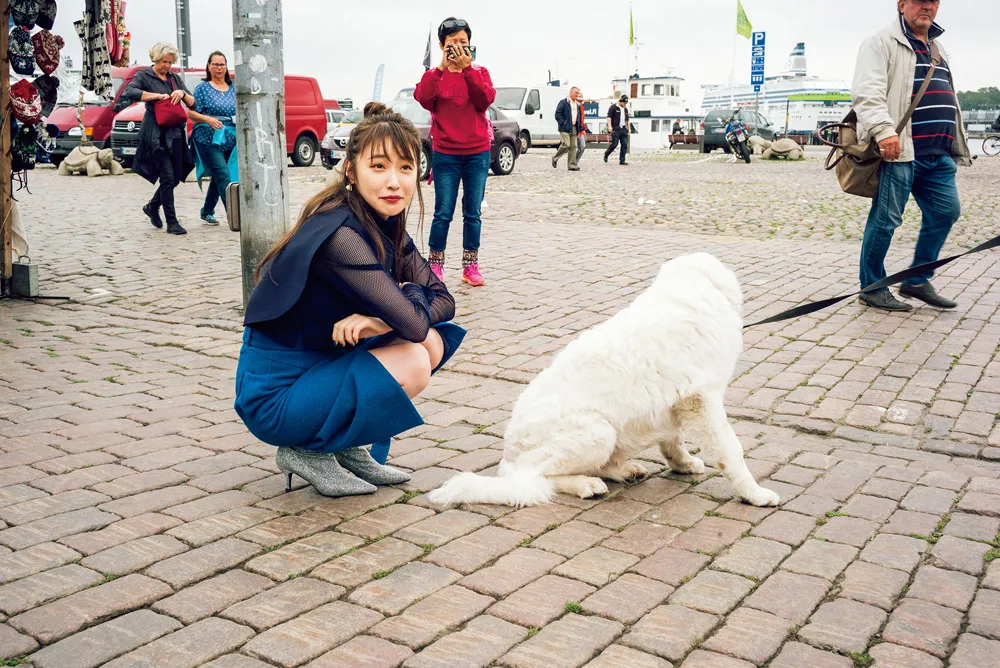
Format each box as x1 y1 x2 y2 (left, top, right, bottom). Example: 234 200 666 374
73 0 113 101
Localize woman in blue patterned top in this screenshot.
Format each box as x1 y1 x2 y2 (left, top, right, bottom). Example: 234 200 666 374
188 51 237 226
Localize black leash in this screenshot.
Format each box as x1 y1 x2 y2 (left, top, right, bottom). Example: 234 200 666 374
743 233 1000 329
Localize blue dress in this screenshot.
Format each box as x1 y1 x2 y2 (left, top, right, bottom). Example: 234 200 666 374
192 82 236 150
235 205 465 457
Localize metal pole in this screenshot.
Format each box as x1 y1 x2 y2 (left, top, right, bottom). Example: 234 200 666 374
175 0 192 68
1 0 12 294
232 0 291 307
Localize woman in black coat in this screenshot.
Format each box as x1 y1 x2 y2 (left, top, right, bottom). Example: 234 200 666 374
121 42 197 235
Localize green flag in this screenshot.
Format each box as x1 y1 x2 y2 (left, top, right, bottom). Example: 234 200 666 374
736 0 752 39
629 5 635 46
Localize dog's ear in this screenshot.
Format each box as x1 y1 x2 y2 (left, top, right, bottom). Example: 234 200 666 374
660 253 743 313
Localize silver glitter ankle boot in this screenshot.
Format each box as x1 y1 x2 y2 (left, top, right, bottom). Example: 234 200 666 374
335 446 411 485
276 447 376 497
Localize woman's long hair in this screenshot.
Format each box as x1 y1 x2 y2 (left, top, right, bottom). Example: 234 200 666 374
203 51 233 85
255 101 425 284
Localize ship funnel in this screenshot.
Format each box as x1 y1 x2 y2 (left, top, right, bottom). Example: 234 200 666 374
781 42 807 77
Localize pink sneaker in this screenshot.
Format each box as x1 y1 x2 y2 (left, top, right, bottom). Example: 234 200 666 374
430 263 445 282
462 264 485 286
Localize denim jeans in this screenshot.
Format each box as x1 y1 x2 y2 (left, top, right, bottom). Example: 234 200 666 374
429 149 490 253
859 155 961 289
604 128 629 163
198 142 234 217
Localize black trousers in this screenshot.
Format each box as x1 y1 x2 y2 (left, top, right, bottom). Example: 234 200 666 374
149 137 185 224
604 128 629 164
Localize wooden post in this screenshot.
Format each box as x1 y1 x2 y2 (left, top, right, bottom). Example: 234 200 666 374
1 0 13 292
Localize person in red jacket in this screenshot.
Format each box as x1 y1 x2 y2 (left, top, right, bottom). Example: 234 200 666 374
415 17 496 287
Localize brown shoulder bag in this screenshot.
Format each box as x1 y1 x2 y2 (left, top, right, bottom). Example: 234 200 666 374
819 42 940 198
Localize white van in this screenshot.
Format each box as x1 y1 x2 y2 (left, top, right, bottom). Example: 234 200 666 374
493 84 571 152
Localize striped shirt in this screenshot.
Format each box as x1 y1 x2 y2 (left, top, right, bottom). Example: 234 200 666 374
901 14 956 157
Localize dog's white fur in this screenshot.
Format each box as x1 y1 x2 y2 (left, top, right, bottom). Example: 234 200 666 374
428 253 780 508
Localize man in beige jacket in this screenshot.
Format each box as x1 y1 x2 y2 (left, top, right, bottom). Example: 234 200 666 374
853 0 971 311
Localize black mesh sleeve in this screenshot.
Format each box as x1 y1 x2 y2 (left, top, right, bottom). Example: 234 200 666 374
399 233 456 325
312 227 433 342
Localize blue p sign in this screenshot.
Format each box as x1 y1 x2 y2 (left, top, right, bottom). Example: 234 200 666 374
752 32 766 47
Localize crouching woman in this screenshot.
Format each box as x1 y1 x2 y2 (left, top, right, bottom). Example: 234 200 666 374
235 102 465 497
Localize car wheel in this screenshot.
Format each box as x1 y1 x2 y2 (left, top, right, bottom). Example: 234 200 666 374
519 131 530 154
122 157 134 170
491 141 516 176
292 135 316 167
419 145 431 181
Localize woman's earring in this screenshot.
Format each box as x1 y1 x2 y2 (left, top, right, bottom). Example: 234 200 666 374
345 182 353 192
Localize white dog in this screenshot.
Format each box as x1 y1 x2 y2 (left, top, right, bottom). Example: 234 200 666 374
429 253 780 508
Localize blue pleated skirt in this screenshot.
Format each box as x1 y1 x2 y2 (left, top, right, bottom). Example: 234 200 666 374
234 323 466 454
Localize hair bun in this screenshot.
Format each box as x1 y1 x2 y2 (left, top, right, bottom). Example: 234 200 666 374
364 101 389 118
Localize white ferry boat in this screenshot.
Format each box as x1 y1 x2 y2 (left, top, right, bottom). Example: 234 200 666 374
584 74 702 151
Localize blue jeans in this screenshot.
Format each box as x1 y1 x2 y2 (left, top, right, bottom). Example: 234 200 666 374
429 149 490 253
199 142 234 217
860 155 961 290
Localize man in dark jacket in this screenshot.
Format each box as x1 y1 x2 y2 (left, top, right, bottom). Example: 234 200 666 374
604 95 630 165
552 87 582 171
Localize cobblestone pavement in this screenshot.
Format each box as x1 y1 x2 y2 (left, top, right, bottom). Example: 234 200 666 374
1 152 999 667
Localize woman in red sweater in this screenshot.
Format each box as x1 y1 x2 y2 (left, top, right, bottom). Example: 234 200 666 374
414 17 496 287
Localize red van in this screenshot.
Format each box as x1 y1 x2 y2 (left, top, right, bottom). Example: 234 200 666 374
109 72 327 168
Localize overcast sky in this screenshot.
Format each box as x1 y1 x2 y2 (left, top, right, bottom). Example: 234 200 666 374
53 0 997 107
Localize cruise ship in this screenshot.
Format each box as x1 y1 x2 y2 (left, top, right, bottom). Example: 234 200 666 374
701 42 852 133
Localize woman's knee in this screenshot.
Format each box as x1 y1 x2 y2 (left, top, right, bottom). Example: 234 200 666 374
401 343 433 395
421 328 445 370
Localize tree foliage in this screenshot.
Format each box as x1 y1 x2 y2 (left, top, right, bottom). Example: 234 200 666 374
957 87 1000 110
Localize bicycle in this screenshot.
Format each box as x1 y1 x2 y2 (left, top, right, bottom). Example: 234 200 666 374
985 134 1000 157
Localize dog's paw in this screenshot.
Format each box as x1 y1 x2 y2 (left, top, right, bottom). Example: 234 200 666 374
574 477 608 499
741 485 781 507
670 456 705 475
623 461 649 480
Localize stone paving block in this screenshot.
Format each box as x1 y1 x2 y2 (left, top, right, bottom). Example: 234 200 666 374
798 599 887 654
0 507 120 550
744 570 830 624
702 606 792 664
146 537 262 587
839 493 898 522
815 515 879 548
102 616 255 668
968 589 1000 640
782 494 841 518
80 534 188 576
882 598 963 658
630 545 711 586
29 609 182 668
750 510 816 546
188 466 271 493
161 490 260 522
151 569 275 624
167 507 279 547
599 521 681 558
120 445 214 472
951 633 1000 668
577 497 652 529
901 486 957 515
908 565 978 611
860 534 927 572
202 654 276 668
670 516 750 555
487 574 596 628
943 512 1000 542
679 650 755 668
371 585 493 649
91 470 191 500
310 537 424 589
551 546 639 587
242 601 382 667
929 535 991 575
307 635 413 668
97 485 206 517
620 478 689 505
349 562 461 616
919 470 969 491
244 531 362 581
8 573 172 644
860 477 912 501
0 484 47 509
583 644 672 668
957 491 1000 517
580 573 673 624
529 520 613 558
498 613 623 668
882 509 941 537
769 642 853 668
171 451 258 477
713 499 778 524
983 561 1000 590
0 623 38 660
394 509 489 546
494 505 582 537
401 615 525 668
644 494 718 528
221 576 345 631
234 508 340 547
781 539 858 580
338 504 436 540
0 564 103 616
712 537 791 580
839 561 910 611
868 643 944 668
620 604 718 662
459 547 565 597
0 541 82 584
424 525 527 574
670 569 754 615
31 464 133 495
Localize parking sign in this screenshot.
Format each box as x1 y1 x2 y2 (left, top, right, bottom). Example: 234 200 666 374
750 31 765 88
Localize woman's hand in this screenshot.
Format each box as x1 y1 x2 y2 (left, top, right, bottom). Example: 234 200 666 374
333 315 391 346
450 47 473 71
207 117 224 130
170 89 186 105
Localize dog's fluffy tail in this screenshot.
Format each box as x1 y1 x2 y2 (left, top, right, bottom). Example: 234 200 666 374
427 468 553 507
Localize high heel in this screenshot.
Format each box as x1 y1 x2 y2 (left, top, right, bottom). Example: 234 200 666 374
335 446 411 485
276 446 376 497
285 471 294 492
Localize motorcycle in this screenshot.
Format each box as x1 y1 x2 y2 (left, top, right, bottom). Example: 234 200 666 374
724 112 752 164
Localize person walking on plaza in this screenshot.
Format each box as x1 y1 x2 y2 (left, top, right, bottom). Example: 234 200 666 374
122 43 197 236
187 51 238 227
853 0 971 311
552 87 582 171
235 103 465 497
414 17 495 287
604 95 630 165
576 94 588 163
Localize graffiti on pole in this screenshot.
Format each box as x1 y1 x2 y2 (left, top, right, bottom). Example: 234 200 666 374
254 100 280 207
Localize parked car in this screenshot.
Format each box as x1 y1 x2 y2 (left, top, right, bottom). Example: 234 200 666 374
493 84 569 153
338 109 364 127
110 72 327 168
320 96 520 180
701 108 777 153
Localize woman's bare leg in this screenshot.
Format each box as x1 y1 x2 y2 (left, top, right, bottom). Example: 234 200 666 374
369 342 432 398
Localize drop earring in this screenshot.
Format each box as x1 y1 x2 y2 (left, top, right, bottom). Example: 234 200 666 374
345 182 353 192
